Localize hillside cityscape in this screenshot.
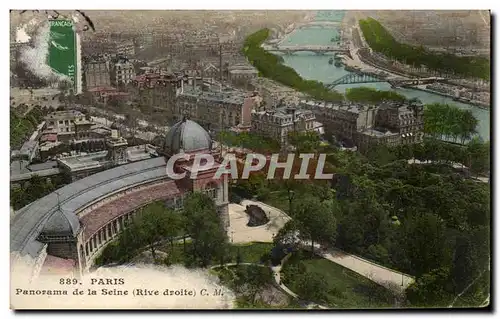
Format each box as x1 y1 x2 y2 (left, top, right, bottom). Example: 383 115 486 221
10 10 490 310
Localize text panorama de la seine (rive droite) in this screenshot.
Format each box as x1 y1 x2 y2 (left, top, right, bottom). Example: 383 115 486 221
14 277 225 297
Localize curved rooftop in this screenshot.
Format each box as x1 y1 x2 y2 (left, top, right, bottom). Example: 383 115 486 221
163 118 212 155
41 209 81 236
11 157 168 258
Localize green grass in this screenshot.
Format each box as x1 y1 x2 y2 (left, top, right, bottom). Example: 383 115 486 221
157 241 274 266
282 251 396 309
229 242 274 264
212 264 302 309
262 192 290 214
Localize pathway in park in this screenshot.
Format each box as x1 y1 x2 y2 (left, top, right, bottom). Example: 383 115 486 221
210 261 329 309
227 199 415 293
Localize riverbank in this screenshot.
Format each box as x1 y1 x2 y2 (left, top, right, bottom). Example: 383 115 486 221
341 48 490 110
410 85 490 110
244 28 344 102
358 17 489 81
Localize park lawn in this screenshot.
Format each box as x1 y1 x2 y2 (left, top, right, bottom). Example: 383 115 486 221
262 192 290 214
282 252 395 309
228 242 274 264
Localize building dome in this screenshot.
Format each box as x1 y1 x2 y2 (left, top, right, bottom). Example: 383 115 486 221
163 117 212 155
41 209 80 236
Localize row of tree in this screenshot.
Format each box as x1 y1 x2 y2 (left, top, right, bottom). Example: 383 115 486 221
10 173 72 210
40 140 109 160
359 18 490 81
95 193 229 268
10 106 45 149
423 103 479 143
365 137 490 177
243 29 344 102
217 131 281 154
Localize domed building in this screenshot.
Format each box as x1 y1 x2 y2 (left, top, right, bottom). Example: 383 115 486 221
11 118 229 279
163 117 213 156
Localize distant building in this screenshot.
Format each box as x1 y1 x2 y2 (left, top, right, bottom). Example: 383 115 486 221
110 60 136 87
57 129 158 182
114 40 135 58
300 100 424 152
83 60 111 90
128 71 185 109
251 106 316 146
42 110 95 143
202 63 220 79
229 63 259 88
10 160 61 185
175 85 260 131
14 140 40 163
251 78 300 109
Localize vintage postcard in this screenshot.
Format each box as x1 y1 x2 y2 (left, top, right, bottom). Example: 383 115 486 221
9 9 491 310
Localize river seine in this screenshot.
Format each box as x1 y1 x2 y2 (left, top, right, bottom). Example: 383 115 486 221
278 10 490 141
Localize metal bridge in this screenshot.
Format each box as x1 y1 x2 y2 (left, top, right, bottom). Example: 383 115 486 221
267 44 350 55
327 73 389 88
327 73 445 88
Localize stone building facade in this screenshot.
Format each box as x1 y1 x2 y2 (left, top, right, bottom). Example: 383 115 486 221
251 106 316 146
300 100 424 152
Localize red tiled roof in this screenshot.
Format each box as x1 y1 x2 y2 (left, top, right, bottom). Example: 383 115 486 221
80 181 183 239
40 134 57 142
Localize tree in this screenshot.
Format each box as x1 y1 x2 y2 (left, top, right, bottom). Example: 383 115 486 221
336 209 366 254
359 18 489 81
450 227 489 299
288 131 321 153
274 218 301 249
406 267 453 307
131 202 181 262
365 244 390 265
294 196 337 253
403 213 451 277
234 265 271 302
296 270 330 304
183 192 228 267
365 143 397 166
466 138 490 176
243 29 344 102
